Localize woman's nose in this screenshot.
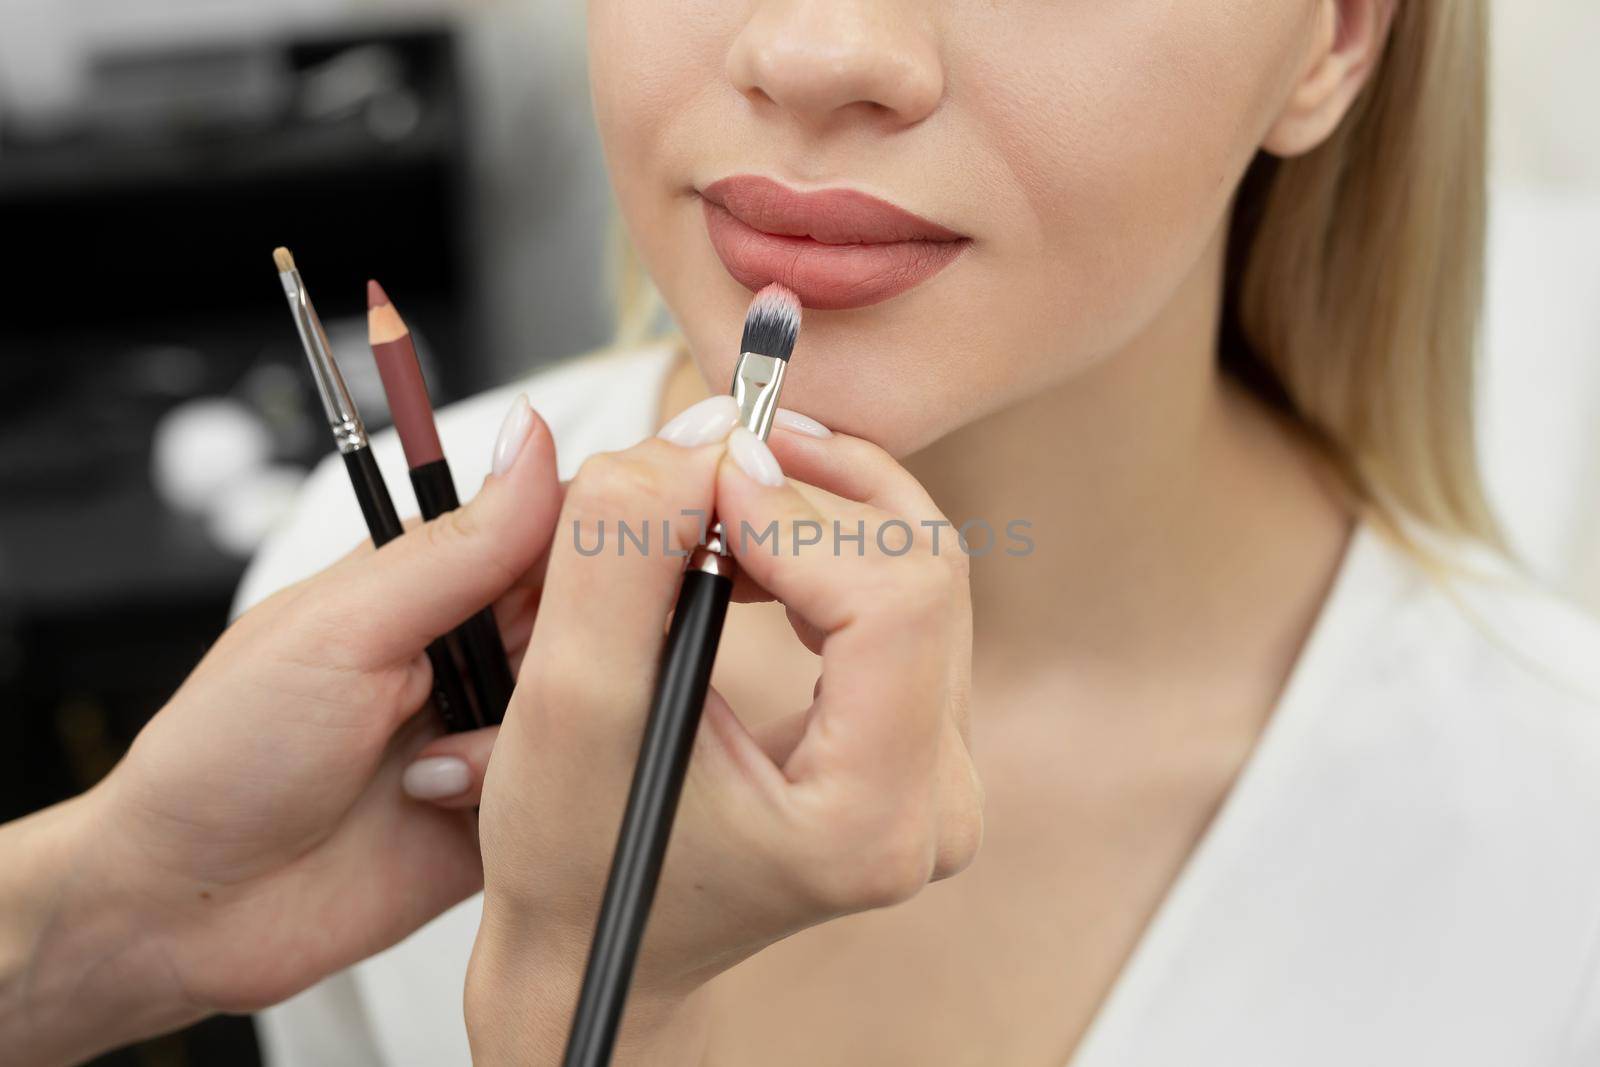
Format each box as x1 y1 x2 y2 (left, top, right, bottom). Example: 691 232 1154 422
726 0 944 130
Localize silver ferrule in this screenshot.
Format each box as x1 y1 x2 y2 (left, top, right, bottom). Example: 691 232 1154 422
279 268 369 455
731 351 788 442
684 351 790 568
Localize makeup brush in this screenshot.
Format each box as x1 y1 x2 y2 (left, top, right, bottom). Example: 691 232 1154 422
368 280 516 726
562 284 802 1067
272 248 479 735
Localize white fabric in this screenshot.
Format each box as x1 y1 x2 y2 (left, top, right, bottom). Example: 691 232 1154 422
1480 185 1600 600
237 342 1600 1066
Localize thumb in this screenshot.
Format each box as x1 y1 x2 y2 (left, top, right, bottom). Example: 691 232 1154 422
334 394 562 667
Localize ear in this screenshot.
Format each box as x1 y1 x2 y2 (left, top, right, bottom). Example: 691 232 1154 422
1263 0 1397 157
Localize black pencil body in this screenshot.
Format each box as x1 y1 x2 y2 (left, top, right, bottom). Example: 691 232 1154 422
409 459 517 725
342 447 478 733
562 567 733 1067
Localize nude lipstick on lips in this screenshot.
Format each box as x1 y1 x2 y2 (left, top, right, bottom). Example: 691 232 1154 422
700 174 970 310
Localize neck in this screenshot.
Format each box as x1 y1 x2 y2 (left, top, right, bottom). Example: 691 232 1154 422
662 223 1353 695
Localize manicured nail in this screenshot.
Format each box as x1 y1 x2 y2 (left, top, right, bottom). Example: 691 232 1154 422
402 756 472 800
727 427 785 487
492 394 533 477
658 395 739 447
774 408 832 439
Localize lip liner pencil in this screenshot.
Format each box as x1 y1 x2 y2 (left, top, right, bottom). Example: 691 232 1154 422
367 279 517 725
562 284 801 1067
272 247 479 734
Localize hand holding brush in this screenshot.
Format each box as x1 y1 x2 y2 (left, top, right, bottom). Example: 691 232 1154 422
464 296 982 1064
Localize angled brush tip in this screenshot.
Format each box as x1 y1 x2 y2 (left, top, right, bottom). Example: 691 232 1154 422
367 279 391 310
272 247 296 273
740 283 802 362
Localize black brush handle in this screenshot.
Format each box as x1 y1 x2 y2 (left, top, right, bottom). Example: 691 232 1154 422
562 567 734 1067
420 634 480 734
411 460 517 725
343 448 478 734
344 447 405 543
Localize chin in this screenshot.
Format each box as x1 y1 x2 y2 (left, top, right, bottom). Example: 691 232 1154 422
679 311 968 459
661 230 1020 458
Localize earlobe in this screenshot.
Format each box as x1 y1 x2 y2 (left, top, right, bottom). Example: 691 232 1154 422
1262 0 1396 158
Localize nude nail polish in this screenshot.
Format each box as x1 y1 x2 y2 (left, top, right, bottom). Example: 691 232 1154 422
774 408 832 439
727 427 785 487
658 395 740 447
492 394 533 477
402 757 472 800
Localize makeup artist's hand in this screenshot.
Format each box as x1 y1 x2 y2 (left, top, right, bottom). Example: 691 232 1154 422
465 401 981 1065
0 397 562 1067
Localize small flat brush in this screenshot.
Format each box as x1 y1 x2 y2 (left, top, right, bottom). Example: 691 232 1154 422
562 284 802 1067
272 248 479 735
368 280 517 725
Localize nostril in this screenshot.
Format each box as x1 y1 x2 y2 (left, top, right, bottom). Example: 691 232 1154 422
725 4 945 129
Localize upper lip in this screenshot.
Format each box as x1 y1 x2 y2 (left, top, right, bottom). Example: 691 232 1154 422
700 175 966 246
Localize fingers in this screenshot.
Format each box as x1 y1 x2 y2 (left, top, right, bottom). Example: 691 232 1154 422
768 413 944 525
724 427 932 607
328 395 563 667
714 429 963 794
766 413 977 741
715 422 983 905
402 727 500 809
520 415 729 738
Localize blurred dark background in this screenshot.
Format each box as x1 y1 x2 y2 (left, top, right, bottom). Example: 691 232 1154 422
0 4 613 1062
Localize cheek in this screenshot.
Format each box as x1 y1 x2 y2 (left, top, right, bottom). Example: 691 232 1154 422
961 1 1312 354
591 1 692 168
589 1 730 206
590 0 745 310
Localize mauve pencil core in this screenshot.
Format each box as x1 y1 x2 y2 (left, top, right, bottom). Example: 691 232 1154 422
367 281 444 469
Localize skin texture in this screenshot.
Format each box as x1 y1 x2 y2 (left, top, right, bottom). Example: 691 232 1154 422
456 0 1387 1062
589 0 1381 458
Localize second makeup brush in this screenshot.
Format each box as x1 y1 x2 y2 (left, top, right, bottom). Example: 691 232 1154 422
562 284 802 1067
367 280 516 725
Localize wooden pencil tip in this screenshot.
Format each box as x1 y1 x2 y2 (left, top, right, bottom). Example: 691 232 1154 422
272 247 296 273
367 286 409 345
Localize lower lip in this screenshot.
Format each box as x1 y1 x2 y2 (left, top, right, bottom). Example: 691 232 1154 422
701 200 969 311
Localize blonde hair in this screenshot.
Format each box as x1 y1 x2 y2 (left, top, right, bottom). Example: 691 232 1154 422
608 216 669 351
1230 0 1499 549
613 2 1498 549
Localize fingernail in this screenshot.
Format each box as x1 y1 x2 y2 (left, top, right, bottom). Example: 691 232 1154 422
774 408 832 439
727 427 785 487
658 395 739 448
402 757 472 800
492 394 534 477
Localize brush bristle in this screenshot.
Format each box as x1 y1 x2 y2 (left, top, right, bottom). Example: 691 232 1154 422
739 284 802 362
272 247 296 273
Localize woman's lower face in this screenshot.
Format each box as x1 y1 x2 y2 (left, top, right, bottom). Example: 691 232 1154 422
587 0 1322 456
